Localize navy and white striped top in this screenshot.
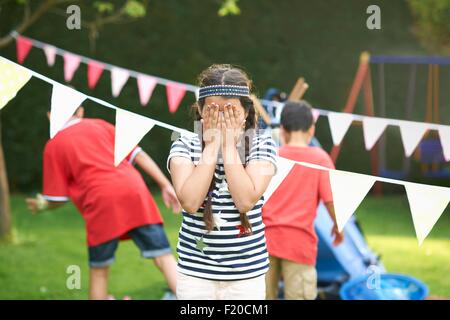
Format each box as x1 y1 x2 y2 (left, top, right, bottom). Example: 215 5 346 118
167 133 277 281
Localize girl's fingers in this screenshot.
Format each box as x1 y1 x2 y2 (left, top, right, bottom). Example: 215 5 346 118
212 104 219 127
231 104 239 126
202 105 210 125
232 105 243 126
224 104 233 128
208 104 216 128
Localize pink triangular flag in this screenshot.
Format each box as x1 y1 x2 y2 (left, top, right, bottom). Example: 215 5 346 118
43 45 57 66
63 53 81 82
111 67 130 97
438 126 450 162
137 74 157 106
166 82 186 113
16 36 33 64
87 60 104 89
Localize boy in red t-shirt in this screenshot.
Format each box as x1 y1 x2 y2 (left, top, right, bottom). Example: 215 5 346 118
26 106 181 300
262 101 344 300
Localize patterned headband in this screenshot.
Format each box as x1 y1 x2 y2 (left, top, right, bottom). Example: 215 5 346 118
197 85 250 100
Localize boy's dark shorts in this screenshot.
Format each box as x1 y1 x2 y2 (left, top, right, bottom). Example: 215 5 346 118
88 224 172 268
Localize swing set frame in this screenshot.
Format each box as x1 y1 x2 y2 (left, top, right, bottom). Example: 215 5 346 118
331 52 449 196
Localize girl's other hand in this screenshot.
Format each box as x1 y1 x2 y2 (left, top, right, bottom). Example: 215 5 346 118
222 103 245 147
202 103 221 148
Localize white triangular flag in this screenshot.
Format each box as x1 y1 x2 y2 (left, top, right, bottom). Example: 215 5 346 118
264 156 295 201
114 109 156 166
111 67 129 97
438 126 450 162
362 117 389 150
43 45 57 67
329 170 376 232
328 112 354 146
404 182 450 245
398 120 428 157
50 84 86 138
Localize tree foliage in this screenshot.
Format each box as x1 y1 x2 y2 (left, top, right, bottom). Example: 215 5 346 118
408 0 450 54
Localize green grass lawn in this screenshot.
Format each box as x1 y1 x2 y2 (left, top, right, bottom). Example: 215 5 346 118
356 195 450 299
0 194 183 300
0 193 449 299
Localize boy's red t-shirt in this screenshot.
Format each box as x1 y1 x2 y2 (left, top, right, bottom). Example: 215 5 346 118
262 145 335 266
42 118 163 247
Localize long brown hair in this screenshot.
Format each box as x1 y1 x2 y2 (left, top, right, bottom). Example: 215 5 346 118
193 64 258 233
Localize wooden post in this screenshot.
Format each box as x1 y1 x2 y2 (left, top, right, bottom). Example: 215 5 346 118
288 78 310 102
258 77 310 127
330 52 370 162
362 65 382 196
252 95 272 125
0 119 11 241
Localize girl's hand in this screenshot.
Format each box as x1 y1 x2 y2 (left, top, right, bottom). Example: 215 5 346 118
221 103 245 148
201 103 221 149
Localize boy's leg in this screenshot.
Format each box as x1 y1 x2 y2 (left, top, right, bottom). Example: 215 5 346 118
265 255 282 300
153 253 177 293
281 259 317 300
128 224 176 293
89 267 109 300
88 238 119 300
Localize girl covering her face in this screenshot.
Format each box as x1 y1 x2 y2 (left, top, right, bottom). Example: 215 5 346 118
167 64 277 300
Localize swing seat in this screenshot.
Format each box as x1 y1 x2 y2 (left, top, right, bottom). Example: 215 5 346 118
417 139 450 178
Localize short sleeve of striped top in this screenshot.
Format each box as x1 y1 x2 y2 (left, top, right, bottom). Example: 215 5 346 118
247 134 278 173
166 134 201 173
166 134 277 281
